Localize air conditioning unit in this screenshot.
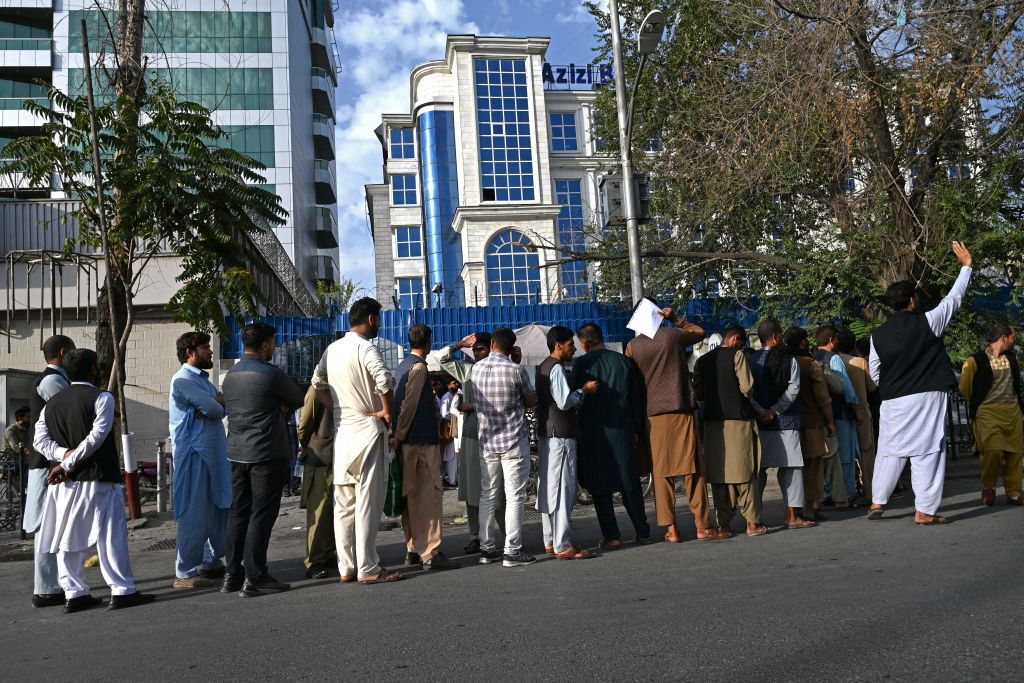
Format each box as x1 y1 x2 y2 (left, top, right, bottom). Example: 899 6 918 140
598 174 650 227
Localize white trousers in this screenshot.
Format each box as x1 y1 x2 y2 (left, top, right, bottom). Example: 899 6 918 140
871 450 945 515
479 436 530 555
55 492 137 599
538 437 577 553
442 442 458 483
333 447 387 579
758 466 805 509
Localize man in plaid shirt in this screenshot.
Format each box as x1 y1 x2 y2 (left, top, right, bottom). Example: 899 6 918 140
472 328 538 567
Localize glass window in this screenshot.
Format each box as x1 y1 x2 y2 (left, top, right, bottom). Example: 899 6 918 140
555 179 588 299
486 229 541 305
396 277 423 310
392 174 417 205
68 10 273 54
389 129 415 159
549 112 578 152
474 58 534 202
68 67 273 110
395 226 422 258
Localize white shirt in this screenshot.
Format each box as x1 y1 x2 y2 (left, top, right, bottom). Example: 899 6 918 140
870 266 972 456
33 382 115 472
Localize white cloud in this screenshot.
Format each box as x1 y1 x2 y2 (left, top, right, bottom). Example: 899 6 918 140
555 4 593 24
333 0 480 294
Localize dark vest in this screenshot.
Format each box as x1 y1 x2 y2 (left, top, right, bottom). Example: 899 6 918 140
536 356 581 439
872 311 956 400
394 354 440 445
301 395 334 467
750 348 801 432
968 350 1024 419
697 347 753 421
27 366 63 469
43 384 121 483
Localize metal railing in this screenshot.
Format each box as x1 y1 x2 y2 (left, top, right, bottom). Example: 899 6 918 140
0 449 24 533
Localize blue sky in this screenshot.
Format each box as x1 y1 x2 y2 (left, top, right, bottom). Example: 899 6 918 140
332 0 601 296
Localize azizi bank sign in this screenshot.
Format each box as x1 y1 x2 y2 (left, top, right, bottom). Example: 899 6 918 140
542 62 613 90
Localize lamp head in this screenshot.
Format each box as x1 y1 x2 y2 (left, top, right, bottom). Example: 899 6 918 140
638 9 666 55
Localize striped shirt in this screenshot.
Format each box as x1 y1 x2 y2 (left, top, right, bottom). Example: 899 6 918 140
472 352 535 454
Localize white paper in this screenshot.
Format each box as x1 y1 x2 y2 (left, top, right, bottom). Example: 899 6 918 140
626 298 663 339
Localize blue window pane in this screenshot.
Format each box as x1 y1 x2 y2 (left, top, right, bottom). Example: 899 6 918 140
392 174 417 205
389 128 414 159
397 277 423 310
396 226 422 258
485 229 541 305
474 57 534 202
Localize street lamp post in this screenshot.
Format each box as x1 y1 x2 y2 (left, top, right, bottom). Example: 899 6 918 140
608 2 665 305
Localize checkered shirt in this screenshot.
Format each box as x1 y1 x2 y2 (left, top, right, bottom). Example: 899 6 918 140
472 352 534 454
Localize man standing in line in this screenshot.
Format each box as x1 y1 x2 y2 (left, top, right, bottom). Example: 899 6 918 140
473 327 538 567
4 406 30 458
869 241 973 524
836 328 876 504
783 327 835 520
437 332 503 554
627 308 729 542
814 325 862 508
312 297 402 583
33 348 155 612
24 334 74 608
438 377 460 489
959 322 1023 506
694 325 768 536
297 382 336 579
169 332 231 589
222 322 305 597
749 319 816 529
536 326 598 559
393 323 458 571
574 322 652 549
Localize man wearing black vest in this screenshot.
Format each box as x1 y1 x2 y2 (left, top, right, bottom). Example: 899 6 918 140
25 334 74 608
536 325 597 559
868 241 973 524
959 322 1024 506
32 348 155 613
393 324 458 570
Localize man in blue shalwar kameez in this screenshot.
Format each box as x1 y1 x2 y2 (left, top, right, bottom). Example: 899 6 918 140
169 332 232 589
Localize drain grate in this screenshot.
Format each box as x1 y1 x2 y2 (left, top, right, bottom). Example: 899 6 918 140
144 539 176 551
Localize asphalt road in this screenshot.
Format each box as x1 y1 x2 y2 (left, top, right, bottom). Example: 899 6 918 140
1 471 1021 682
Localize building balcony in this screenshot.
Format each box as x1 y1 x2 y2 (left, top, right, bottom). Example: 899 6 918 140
313 159 336 204
312 254 338 284
311 67 335 117
311 26 338 77
0 38 52 68
313 113 334 160
314 205 338 249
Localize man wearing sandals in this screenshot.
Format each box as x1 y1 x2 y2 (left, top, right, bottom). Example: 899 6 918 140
694 325 769 536
868 241 973 525
749 319 816 530
536 326 598 560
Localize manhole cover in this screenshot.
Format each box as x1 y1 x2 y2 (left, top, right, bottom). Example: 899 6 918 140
144 539 176 551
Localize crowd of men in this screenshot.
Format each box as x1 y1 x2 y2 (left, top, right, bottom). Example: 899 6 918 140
15 241 1024 610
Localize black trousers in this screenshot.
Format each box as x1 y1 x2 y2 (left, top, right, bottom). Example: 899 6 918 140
225 460 290 579
593 487 651 542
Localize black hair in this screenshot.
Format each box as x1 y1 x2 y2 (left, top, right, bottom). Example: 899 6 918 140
723 324 747 344
986 320 1014 344
815 324 838 348
241 322 276 351
855 337 871 358
349 297 382 326
782 326 808 352
408 323 432 350
756 318 782 345
64 348 99 383
15 405 30 419
576 322 604 344
41 334 75 361
886 281 917 311
835 328 857 354
473 331 491 348
491 328 516 354
176 331 211 364
546 325 574 352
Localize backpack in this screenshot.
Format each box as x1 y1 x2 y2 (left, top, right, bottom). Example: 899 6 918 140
815 350 846 400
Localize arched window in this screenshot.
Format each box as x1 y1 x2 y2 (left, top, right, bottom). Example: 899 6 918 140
486 229 541 305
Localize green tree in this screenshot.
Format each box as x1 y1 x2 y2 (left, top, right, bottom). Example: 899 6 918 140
316 277 359 316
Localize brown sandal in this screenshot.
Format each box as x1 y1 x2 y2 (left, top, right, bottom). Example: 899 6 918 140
358 567 404 584
554 546 594 560
746 524 771 537
697 528 731 541
915 515 949 526
340 574 356 583
786 519 817 529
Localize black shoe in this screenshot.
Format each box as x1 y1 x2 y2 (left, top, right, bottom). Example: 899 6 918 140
463 538 481 555
106 592 156 611
239 575 291 598
405 551 422 566
199 565 226 580
220 573 244 593
32 593 65 608
635 536 654 546
478 549 502 565
64 595 103 614
423 552 458 571
502 551 536 568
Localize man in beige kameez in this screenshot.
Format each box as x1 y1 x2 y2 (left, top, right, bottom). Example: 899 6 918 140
837 329 876 504
694 325 767 536
311 297 402 584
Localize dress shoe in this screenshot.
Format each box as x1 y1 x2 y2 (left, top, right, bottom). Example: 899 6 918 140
981 488 996 506
32 593 65 608
423 552 458 570
173 576 216 589
220 573 244 593
404 551 422 566
199 565 226 580
107 592 156 611
64 594 103 614
239 574 291 598
463 538 481 555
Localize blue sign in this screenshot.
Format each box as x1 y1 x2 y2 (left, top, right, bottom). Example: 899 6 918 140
542 62 613 89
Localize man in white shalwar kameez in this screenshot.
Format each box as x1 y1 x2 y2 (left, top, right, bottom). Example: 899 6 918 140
868 242 973 524
33 348 154 613
311 297 402 584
